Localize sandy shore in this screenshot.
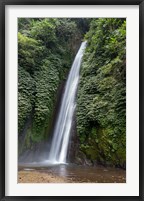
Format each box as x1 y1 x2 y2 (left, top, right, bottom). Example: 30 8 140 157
18 170 71 183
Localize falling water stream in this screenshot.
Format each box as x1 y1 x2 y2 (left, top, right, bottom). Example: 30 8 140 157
48 41 87 164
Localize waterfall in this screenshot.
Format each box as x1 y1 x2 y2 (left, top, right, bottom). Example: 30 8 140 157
48 41 87 164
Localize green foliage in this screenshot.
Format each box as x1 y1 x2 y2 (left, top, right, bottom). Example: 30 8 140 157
18 32 44 74
77 18 126 168
18 18 31 33
18 67 34 133
71 18 92 35
33 60 59 134
55 18 78 41
18 18 84 149
30 19 57 48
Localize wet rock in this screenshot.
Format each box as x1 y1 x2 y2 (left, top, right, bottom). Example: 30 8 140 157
84 158 93 166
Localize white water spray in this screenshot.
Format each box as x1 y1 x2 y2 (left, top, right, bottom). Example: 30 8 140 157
48 41 87 164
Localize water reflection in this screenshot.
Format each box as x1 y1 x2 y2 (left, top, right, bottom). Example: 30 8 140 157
57 165 67 177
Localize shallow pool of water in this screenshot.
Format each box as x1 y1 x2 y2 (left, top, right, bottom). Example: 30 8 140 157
18 163 126 183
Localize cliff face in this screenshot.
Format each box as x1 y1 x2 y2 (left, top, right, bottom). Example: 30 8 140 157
76 19 126 169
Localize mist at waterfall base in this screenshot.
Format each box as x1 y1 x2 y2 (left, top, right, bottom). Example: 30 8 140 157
19 42 87 167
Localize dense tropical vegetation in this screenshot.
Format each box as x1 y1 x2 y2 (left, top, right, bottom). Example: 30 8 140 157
77 18 126 168
18 18 85 152
18 18 126 168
